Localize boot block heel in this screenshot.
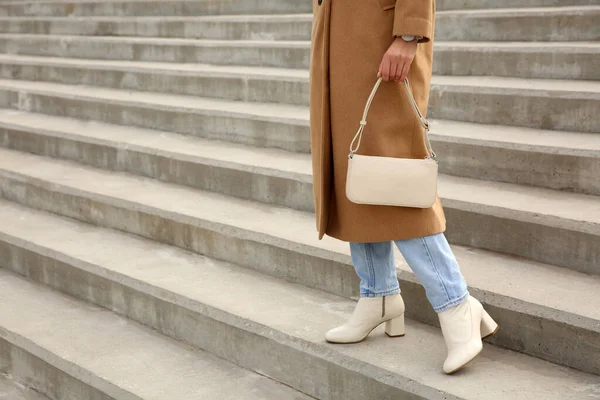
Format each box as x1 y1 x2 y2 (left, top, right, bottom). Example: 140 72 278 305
384 314 405 337
481 309 499 339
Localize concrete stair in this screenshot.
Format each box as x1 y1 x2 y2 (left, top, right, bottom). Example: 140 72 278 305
0 0 599 399
0 115 599 276
1 0 598 14
0 268 314 400
0 0 315 17
1 200 600 399
0 34 598 79
1 57 599 132
0 147 600 376
1 6 598 41
0 373 48 400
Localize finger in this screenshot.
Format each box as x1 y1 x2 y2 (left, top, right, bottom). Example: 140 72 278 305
400 57 412 81
390 58 401 81
390 60 399 82
377 59 383 78
393 61 403 82
381 57 391 81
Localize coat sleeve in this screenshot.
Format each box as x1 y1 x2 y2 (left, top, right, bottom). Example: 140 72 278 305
392 0 435 42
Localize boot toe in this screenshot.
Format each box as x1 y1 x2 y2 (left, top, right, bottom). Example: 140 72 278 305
324 327 345 343
443 340 483 374
325 325 369 344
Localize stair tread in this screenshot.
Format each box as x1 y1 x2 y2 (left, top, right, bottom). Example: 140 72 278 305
0 54 310 78
0 33 311 46
438 4 600 14
0 199 599 399
0 270 312 400
0 14 315 21
2 54 600 94
435 40 600 49
432 75 600 94
0 146 599 324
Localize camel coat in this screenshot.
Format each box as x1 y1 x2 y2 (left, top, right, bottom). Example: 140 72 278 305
309 0 446 242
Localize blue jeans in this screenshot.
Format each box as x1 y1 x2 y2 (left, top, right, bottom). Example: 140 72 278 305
350 233 469 313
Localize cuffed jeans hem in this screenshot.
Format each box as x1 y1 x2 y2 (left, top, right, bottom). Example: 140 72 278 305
360 287 401 298
433 291 470 313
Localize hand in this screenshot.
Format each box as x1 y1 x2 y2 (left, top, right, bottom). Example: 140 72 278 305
378 37 418 82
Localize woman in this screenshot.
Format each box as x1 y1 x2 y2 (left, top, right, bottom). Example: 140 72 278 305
309 0 499 374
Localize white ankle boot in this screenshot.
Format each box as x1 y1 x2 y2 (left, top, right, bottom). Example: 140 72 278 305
438 296 499 374
325 294 405 344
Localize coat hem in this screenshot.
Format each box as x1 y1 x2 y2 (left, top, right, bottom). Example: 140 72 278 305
321 221 447 243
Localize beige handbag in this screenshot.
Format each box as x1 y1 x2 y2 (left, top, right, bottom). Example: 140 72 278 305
346 77 438 208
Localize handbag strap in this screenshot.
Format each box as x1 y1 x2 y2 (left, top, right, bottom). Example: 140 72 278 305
349 78 436 160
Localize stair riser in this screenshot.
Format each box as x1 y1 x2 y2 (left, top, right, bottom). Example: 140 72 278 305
434 139 600 196
0 18 314 40
436 11 600 41
445 204 599 276
0 339 114 400
0 36 596 80
0 90 311 153
0 1 314 17
2 63 599 132
0 36 311 70
437 0 600 9
2 12 598 41
434 46 598 80
428 88 600 134
0 182 598 376
0 241 441 400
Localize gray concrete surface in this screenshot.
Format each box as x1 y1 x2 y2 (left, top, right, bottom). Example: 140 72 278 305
436 6 600 41
0 151 599 374
0 79 311 153
0 147 599 278
0 270 314 400
0 1 598 397
0 374 48 400
433 41 600 80
1 57 598 132
1 7 598 41
0 55 311 106
0 34 597 79
429 76 600 133
0 0 598 16
0 15 315 40
1 107 599 202
436 0 600 9
1 214 599 399
0 0 314 17
0 76 599 177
